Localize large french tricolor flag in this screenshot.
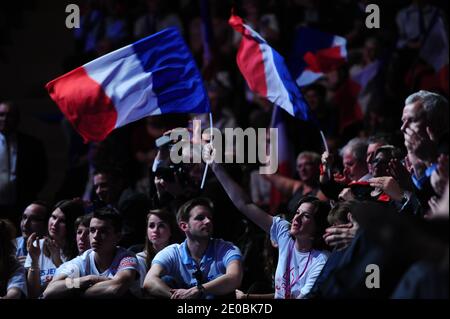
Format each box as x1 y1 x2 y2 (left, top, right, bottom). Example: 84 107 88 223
46 28 210 142
288 27 347 87
229 13 310 121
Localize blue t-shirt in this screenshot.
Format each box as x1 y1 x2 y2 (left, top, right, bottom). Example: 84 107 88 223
7 261 27 298
152 238 241 299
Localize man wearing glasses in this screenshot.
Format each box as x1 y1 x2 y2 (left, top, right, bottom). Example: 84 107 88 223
143 197 243 299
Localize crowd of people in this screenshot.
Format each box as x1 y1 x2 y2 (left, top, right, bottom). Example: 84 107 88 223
0 0 448 299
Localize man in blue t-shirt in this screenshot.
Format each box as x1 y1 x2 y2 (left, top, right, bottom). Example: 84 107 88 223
144 197 243 299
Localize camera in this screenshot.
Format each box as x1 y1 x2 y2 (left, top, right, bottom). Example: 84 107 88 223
348 181 381 201
154 163 189 185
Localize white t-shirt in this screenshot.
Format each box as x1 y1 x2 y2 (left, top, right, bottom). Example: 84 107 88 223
136 251 148 289
24 239 67 287
270 216 329 299
56 247 139 296
56 247 139 279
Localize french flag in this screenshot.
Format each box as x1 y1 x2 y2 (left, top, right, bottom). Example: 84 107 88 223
288 27 347 87
269 106 294 214
229 13 310 121
46 28 210 143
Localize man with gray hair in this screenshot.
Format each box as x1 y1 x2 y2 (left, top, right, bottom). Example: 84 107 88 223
340 138 371 182
319 137 370 201
401 90 448 165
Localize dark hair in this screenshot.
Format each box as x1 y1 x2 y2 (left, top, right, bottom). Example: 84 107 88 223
303 83 326 99
74 213 93 231
293 196 331 250
0 219 18 292
177 197 214 224
144 209 182 267
50 200 86 260
328 201 355 226
0 100 20 124
367 134 390 146
92 206 123 233
93 167 124 184
373 145 403 161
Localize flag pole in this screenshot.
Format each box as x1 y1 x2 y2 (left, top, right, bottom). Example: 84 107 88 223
200 112 214 189
319 129 331 179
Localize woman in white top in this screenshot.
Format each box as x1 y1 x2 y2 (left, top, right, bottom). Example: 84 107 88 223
136 208 182 296
205 145 331 298
25 200 84 298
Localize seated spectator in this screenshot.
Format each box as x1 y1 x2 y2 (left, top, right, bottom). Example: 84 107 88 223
401 91 448 171
93 167 150 248
320 137 370 200
25 200 84 298
143 197 243 299
74 214 92 255
15 201 50 265
43 207 139 299
134 208 182 297
1 219 27 299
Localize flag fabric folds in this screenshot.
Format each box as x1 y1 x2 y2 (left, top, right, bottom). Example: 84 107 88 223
46 27 210 142
229 13 310 121
269 106 294 214
288 27 347 87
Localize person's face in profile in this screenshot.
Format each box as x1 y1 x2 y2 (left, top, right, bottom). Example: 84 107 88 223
290 202 317 239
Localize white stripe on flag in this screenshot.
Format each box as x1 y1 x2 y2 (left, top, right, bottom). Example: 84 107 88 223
84 45 159 128
296 69 323 87
332 35 347 59
262 44 295 116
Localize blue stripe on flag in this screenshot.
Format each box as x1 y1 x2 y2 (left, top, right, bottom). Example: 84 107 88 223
287 27 335 81
132 28 210 114
272 48 311 121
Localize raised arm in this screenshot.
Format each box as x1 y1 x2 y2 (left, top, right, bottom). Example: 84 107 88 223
211 162 273 233
83 270 136 298
26 234 42 299
143 263 172 298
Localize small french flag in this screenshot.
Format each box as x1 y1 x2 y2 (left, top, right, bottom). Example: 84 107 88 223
229 12 310 121
46 28 210 143
288 27 347 87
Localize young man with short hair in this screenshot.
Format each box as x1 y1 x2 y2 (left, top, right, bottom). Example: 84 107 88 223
143 197 243 299
42 207 139 298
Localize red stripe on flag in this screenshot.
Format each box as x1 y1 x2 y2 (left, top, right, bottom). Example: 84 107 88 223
303 47 346 73
229 14 268 97
46 67 117 143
